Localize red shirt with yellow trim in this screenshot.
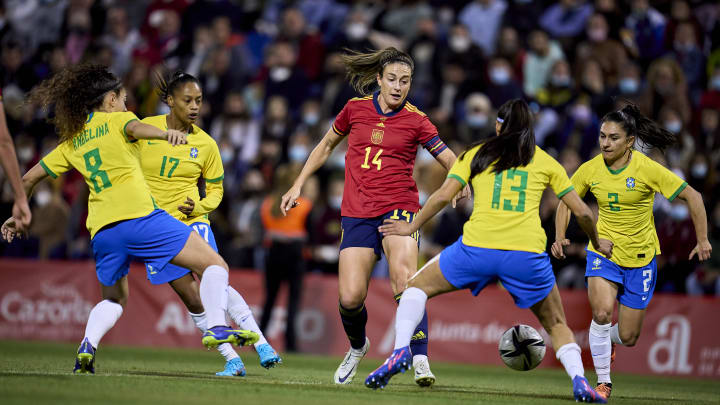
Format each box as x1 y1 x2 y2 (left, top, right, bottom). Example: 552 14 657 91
332 92 447 218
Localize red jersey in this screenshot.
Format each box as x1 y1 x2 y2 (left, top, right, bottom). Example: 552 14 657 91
332 93 447 218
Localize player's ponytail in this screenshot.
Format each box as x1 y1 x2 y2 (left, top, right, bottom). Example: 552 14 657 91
27 64 122 144
340 47 414 95
153 70 201 106
462 99 536 178
601 102 677 150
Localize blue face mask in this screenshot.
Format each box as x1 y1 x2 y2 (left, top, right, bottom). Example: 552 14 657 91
289 146 309 163
664 120 682 134
489 68 511 85
467 114 488 128
711 76 720 91
619 78 639 94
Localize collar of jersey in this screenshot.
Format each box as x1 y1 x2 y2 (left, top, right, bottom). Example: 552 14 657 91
604 152 633 175
372 91 407 117
164 114 194 135
86 112 94 123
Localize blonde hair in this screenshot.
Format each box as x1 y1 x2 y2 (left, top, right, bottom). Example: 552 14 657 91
340 47 414 95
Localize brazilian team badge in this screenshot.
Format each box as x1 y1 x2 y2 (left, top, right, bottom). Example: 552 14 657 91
371 129 384 144
626 177 635 189
592 257 602 270
190 147 199 159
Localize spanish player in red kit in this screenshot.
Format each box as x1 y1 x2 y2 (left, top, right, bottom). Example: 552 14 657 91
281 48 460 386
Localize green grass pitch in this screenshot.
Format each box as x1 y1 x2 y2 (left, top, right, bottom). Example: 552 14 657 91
0 340 718 404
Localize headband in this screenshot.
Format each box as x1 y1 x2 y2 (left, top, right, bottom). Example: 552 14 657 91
497 117 505 123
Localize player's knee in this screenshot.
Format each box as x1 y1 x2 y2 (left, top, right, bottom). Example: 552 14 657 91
592 309 613 325
338 291 365 309
620 330 640 347
389 266 413 294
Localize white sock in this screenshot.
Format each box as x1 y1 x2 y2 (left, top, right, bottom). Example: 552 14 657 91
610 324 623 345
589 320 612 384
227 286 268 347
556 343 584 379
199 265 229 328
394 287 427 350
83 300 123 348
189 311 239 361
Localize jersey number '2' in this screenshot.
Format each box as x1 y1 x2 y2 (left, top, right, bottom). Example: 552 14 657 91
491 169 528 212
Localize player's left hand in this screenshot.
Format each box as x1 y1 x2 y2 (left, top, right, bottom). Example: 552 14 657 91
165 129 188 146
12 197 31 230
1 216 26 243
689 239 712 261
178 197 195 216
452 184 471 208
378 219 415 237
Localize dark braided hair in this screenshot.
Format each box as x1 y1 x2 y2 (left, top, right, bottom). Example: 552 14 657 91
459 99 536 178
601 102 677 150
153 70 201 106
340 47 414 95
27 64 122 143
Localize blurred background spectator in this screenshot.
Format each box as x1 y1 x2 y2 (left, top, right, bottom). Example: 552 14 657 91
1 0 719 298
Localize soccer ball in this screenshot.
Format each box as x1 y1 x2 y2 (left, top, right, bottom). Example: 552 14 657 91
498 324 546 371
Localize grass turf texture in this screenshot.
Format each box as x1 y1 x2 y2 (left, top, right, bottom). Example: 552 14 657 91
0 340 718 404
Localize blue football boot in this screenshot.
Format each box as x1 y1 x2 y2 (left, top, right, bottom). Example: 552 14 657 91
216 357 246 377
73 338 96 374
572 375 607 403
365 346 412 389
256 343 282 369
202 326 259 349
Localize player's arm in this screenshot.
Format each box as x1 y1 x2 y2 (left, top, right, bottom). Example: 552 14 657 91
125 120 187 146
552 201 572 259
0 102 31 227
1 163 48 241
379 176 463 236
676 185 712 261
280 127 344 214
558 190 612 259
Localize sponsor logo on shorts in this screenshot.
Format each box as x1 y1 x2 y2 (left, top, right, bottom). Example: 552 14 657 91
592 257 602 270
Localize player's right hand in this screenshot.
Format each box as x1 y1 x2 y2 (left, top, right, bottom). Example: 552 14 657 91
597 238 614 259
280 186 301 216
551 238 570 259
165 129 187 146
1 217 25 243
12 198 31 230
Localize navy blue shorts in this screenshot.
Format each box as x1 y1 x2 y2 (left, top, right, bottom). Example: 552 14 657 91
91 209 192 286
340 209 419 257
585 250 657 309
439 236 556 308
145 221 218 285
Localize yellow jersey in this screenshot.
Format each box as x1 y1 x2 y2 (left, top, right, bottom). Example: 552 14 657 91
39 111 155 238
448 145 574 253
571 151 687 267
133 115 224 226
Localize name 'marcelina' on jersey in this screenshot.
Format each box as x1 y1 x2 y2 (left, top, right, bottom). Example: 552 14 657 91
448 145 575 254
133 115 224 226
332 92 448 218
39 111 156 238
571 151 687 267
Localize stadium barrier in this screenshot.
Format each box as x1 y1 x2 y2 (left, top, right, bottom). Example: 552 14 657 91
0 259 718 379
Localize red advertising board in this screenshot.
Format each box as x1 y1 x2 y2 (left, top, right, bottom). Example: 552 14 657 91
0 259 718 378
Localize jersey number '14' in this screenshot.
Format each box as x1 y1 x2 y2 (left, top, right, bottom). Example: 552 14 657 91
491 169 528 212
361 147 383 171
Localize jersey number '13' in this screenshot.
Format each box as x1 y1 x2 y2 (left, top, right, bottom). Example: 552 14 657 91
491 169 528 212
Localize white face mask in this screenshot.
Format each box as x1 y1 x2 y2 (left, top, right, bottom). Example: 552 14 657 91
18 147 34 162
303 112 319 126
551 75 571 88
220 147 234 163
691 163 708 178
664 120 682 134
669 204 689 221
346 23 368 41
35 189 51 207
449 35 471 53
619 78 639 94
328 196 342 210
587 28 607 42
572 104 592 124
489 68 511 85
269 66 291 82
289 145 309 163
467 113 488 128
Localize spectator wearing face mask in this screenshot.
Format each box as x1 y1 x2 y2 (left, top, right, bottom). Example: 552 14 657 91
210 91 260 178
262 41 310 114
457 93 495 145
299 99 325 143
442 24 486 83
523 29 565 97
485 58 523 109
495 26 526 82
660 106 695 170
277 8 325 81
667 22 705 102
29 183 70 259
535 59 576 112
576 13 628 87
697 107 720 168
686 202 720 296
576 58 613 117
331 10 374 53
656 195 697 293
610 61 643 100
556 97 600 160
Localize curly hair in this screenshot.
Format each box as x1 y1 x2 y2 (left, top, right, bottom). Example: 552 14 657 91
27 64 122 143
339 47 414 95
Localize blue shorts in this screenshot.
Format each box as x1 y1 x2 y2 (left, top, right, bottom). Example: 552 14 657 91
145 222 218 284
585 250 657 309
91 209 192 287
340 209 419 257
438 237 556 308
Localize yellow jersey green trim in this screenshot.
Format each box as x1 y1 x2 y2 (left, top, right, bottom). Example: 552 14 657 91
447 173 467 187
122 118 139 143
668 182 687 202
151 196 159 209
605 162 630 175
205 174 224 183
557 185 574 199
86 112 94 123
39 160 57 179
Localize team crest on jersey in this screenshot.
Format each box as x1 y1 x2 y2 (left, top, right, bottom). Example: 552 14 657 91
592 257 602 270
626 177 635 189
371 129 384 144
190 147 199 159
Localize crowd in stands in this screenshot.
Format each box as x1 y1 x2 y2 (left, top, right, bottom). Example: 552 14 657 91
1 0 720 296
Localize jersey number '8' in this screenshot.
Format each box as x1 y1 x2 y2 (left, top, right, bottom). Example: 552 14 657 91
491 169 528 212
83 148 112 193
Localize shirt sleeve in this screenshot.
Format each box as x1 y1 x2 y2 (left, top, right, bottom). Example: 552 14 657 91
646 159 687 201
447 146 478 187
417 115 447 158
331 103 351 136
39 144 71 179
570 163 591 198
109 111 140 143
547 156 574 198
194 140 224 216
